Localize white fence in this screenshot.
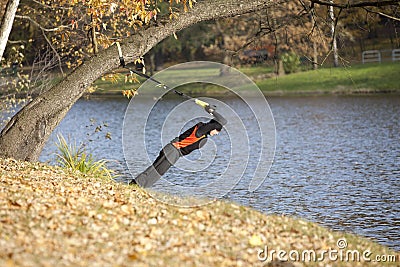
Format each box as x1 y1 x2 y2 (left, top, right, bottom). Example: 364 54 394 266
392 49 400 62
362 49 400 63
362 50 381 63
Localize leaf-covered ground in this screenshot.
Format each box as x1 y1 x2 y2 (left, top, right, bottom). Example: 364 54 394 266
0 158 398 266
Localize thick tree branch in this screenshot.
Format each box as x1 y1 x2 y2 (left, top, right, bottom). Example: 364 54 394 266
119 0 272 64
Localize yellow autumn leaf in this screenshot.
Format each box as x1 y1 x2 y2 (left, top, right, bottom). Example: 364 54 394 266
248 234 263 247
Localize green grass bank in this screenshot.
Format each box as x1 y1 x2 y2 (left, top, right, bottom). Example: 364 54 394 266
1 158 399 266
91 62 400 97
254 62 400 95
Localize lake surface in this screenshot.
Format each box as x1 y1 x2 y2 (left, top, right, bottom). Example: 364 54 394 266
38 95 400 251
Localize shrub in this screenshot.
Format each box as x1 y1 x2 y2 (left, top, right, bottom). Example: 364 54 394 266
281 52 301 74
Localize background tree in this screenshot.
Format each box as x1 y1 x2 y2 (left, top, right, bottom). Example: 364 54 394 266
0 0 20 60
146 21 215 71
201 1 331 74
157 0 399 70
309 0 400 65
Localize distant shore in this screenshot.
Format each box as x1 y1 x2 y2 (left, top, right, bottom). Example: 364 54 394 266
86 62 400 98
1 62 399 100
86 86 400 98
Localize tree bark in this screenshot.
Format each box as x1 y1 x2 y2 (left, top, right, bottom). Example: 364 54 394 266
0 0 271 162
0 0 20 60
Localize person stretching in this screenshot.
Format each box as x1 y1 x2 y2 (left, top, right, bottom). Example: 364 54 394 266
130 105 227 187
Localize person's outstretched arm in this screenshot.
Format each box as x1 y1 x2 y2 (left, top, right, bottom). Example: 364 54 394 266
205 105 227 125
195 106 227 137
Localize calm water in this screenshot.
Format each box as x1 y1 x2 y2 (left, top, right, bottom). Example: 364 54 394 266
38 95 400 251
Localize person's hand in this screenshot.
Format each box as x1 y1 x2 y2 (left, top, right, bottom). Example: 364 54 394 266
205 105 215 114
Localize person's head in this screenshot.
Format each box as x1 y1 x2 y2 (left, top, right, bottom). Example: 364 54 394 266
207 119 223 136
209 129 220 136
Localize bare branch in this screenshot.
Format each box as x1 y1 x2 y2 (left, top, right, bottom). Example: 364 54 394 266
29 46 61 96
14 14 69 74
310 0 400 9
31 0 71 10
40 28 64 75
7 39 26 44
363 7 400 22
15 15 70 32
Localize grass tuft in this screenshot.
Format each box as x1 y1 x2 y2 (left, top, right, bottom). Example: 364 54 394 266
55 133 115 179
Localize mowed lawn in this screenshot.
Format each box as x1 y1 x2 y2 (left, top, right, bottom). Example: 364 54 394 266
255 62 400 94
92 62 400 95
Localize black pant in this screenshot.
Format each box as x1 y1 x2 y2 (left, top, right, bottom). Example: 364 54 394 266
131 143 180 188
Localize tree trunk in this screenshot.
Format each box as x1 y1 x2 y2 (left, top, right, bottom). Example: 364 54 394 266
91 13 98 55
311 12 318 70
313 41 318 70
214 20 232 76
329 0 339 67
0 0 271 162
220 54 232 76
0 0 20 60
276 59 285 76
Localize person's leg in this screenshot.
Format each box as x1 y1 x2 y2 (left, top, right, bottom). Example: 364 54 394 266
132 144 180 188
153 143 180 175
133 165 161 187
131 150 166 187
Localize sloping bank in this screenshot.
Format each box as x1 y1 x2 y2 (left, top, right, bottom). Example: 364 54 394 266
0 158 398 266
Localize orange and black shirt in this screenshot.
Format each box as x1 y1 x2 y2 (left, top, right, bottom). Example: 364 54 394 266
171 122 209 156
